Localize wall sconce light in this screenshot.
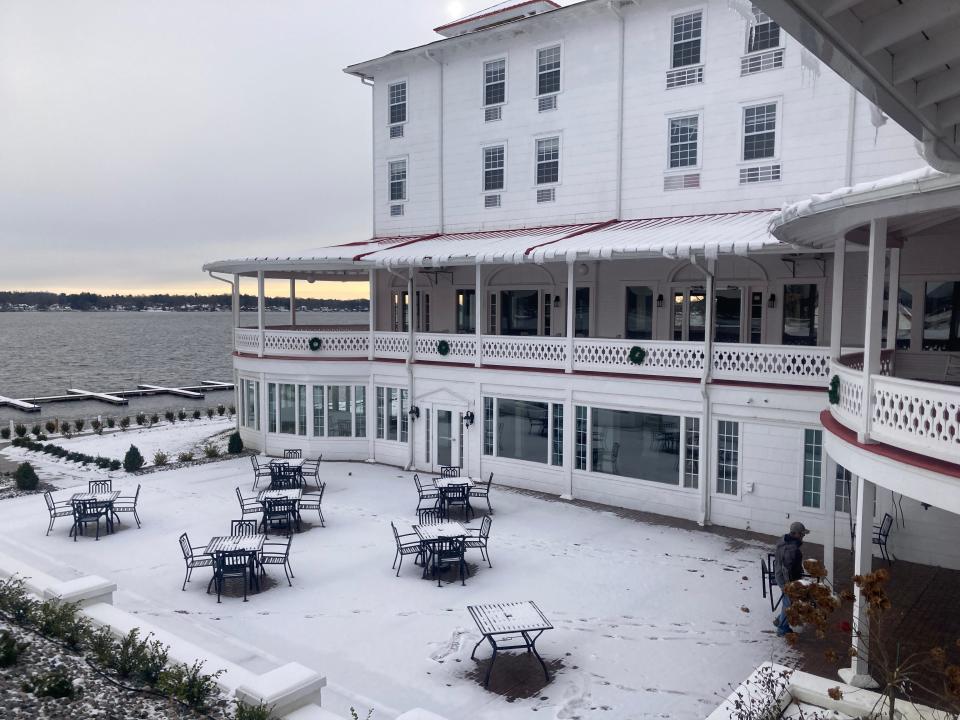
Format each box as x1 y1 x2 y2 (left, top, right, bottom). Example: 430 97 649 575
552 296 561 309
767 293 777 309
463 411 475 427
408 405 420 420
656 294 664 309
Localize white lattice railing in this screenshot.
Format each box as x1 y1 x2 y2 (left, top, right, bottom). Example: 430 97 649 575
235 328 260 353
237 329 369 358
712 343 831 386
374 331 409 359
837 349 894 376
869 375 960 464
415 333 476 364
481 335 568 368
573 339 704 377
830 361 865 432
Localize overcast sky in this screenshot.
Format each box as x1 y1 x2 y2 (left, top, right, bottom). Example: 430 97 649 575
0 0 510 299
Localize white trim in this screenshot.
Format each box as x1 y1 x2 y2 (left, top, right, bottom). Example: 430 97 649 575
481 54 508 108
668 6 706 71
481 140 508 193
387 155 409 203
533 132 562 187
386 78 409 128
799 426 826 513
738 97 783 164
534 41 563 98
712 416 742 499
665 108 704 172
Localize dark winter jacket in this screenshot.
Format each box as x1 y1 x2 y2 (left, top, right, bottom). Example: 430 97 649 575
774 534 803 587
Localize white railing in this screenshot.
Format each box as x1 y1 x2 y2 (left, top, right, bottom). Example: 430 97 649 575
830 361 865 432
235 328 260 353
373 331 409 359
869 375 960 464
712 343 830 386
481 335 568 368
415 332 476 364
237 329 369 358
573 338 704 377
837 349 894 376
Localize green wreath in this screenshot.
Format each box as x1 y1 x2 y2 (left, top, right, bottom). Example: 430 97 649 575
437 340 450 357
628 346 647 365
308 336 322 352
827 375 840 405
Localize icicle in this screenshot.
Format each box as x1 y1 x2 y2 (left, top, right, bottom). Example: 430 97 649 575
800 48 821 88
869 101 888 144
726 0 756 28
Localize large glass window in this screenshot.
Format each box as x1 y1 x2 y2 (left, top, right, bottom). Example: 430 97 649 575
312 386 325 437
715 288 742 343
496 399 550 464
242 379 259 431
669 116 699 168
551 404 564 467
835 464 852 513
355 386 366 438
747 6 780 52
782 284 819 345
575 287 590 337
684 417 700 488
500 290 539 336
536 137 560 185
389 159 407 202
327 385 352 438
483 397 494 455
591 409 680 484
625 286 653 339
484 58 506 106
671 12 702 68
923 281 960 351
537 45 561 96
673 289 706 341
391 290 409 332
268 383 277 433
743 103 777 160
883 286 912 350
575 405 587 470
297 384 307 436
457 289 476 334
483 145 505 191
802 429 822 508
388 81 407 125
375 386 408 442
716 420 739 495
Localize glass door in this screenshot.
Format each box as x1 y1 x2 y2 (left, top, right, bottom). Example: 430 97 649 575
433 407 459 471
672 288 706 341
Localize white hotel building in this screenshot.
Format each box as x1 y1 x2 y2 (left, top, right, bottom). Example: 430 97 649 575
205 0 960 590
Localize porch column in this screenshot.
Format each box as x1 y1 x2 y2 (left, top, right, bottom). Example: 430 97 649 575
829 237 845 360
860 218 887 442
475 264 483 368
885 248 901 351
257 270 265 359
840 476 879 688
566 260 575 374
289 279 296 327
231 274 240 334
368 269 376 361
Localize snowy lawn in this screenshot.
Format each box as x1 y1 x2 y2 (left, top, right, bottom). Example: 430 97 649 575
0 431 794 720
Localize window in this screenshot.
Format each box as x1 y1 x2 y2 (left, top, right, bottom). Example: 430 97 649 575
923 281 960 350
882 285 912 350
483 145 505 192
575 287 590 337
673 289 706 342
716 420 739 495
279 383 295 434
391 290 409 332
355 386 366 438
747 6 780 53
802 429 823 508
543 293 553 337
669 116 699 168
536 137 560 185
268 383 277 433
425 408 431 463
537 45 561 96
835 464 852 513
575 405 587 470
750 291 763 344
743 103 777 160
376 387 384 438
388 81 406 125
671 12 702 68
488 292 498 334
782 284 819 346
483 397 494 455
457 289 476 334
715 288 742 343
297 384 307 437
625 286 653 340
266 383 306 435
500 289 539 336
375 386 408 442
551 404 564 467
312 386 325 437
484 59 506 106
494 398 553 464
591 409 681 484
389 159 407 202
400 389 409 443
241 379 259 431
327 385 353 438
684 417 700 488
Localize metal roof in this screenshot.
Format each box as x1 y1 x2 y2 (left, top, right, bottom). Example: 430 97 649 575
434 0 560 36
756 0 960 173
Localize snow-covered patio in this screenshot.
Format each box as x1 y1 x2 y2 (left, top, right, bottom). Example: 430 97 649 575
0 423 793 719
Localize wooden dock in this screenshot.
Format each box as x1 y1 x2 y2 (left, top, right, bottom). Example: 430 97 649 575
0 396 40 412
137 384 204 399
0 381 234 410
68 389 128 405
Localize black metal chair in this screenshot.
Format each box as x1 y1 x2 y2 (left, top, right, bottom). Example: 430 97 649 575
465 515 493 568
113 484 142 528
441 483 473 522
760 552 781 611
259 536 294 586
283 449 302 459
429 536 467 587
88 479 112 494
299 484 325 527
440 466 460 478
210 549 254 603
250 456 272 491
70 499 106 541
301 456 322 490
262 497 298 536
236 487 261 520
44 492 73 536
231 519 258 536
418 507 445 525
270 464 301 490
415 473 439 510
391 522 424 577
873 512 894 564
179 532 213 591
469 473 494 514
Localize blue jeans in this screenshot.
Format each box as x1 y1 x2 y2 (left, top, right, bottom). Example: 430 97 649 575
776 592 792 636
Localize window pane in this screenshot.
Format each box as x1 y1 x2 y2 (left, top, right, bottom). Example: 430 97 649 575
354 385 366 438
835 464 852 513
716 420 739 495
575 405 587 470
279 384 296 435
669 116 698 168
684 417 700 488
747 8 780 52
484 59 505 105
388 82 406 124
883 286 913 350
328 385 352 437
803 428 822 508
387 388 398 441
782 284 819 345
312 386 325 437
483 397 494 455
400 389 409 443
389 160 406 202
743 104 777 160
297 384 306 436
536 137 559 185
551 404 563 466
500 290 539 335
457 289 476 333
537 46 560 95
923 281 960 351
591 409 680 484
750 291 763 344
672 12 702 68
575 287 590 337
268 383 277 433
496 398 548 463
376 386 384 439
625 286 653 339
484 145 505 191
715 288 741 343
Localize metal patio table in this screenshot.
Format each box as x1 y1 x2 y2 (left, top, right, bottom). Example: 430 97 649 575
203 534 265 593
467 601 554 687
70 491 121 534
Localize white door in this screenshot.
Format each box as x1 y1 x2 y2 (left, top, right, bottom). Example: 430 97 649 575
433 405 461 472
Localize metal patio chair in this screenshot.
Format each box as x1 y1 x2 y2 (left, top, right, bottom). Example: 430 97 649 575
391 521 424 577
440 465 460 478
429 535 467 587
262 497 298 536
301 456 322 489
470 472 494 514
178 532 213 591
415 473 439 510
283 449 302 459
259 536 294 586
44 491 73 536
873 512 894 565
113 483 142 528
236 487 261 520
250 456 272 491
230 519 258 536
299 484 325 527
465 515 493 568
417 507 445 525
88 479 112 494
441 483 473 522
760 552 781 612
210 549 254 602
70 499 106 541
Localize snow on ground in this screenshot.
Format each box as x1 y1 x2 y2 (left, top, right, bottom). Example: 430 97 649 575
0 432 795 720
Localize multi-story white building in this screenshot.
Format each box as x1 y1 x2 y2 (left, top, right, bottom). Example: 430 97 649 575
205 0 960 590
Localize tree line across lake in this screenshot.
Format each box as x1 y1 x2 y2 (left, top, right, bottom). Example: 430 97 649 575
0 291 369 312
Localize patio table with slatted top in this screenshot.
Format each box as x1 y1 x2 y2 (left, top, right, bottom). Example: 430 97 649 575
71 491 121 504
257 489 303 503
203 534 265 555
468 601 554 687
433 477 474 489
268 457 304 468
413 521 467 541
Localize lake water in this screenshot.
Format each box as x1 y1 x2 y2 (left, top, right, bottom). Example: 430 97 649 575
0 311 366 423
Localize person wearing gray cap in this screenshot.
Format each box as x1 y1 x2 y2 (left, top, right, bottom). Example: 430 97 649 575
773 521 809 637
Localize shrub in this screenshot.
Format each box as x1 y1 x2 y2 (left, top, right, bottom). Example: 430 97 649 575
176 451 194 463
216 404 226 416
75 418 85 433
228 405 236 416
109 459 122 471
150 413 159 425
13 423 27 438
35 433 47 441
159 660 224 711
14 462 39 491
35 599 88 650
123 445 145 473
135 412 146 426
235 701 274 720
153 451 168 466
113 629 169 683
177 409 187 422
91 419 102 434
95 456 110 469
206 407 215 419
0 576 35 625
31 424 42 437
22 666 78 699
192 409 201 420
0 629 27 668
0 427 9 440
202 443 221 459
119 416 130 430
44 420 57 434
227 432 243 454
106 417 116 428
164 410 175 423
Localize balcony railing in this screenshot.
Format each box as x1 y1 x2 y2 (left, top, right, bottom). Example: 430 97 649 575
237 328 834 387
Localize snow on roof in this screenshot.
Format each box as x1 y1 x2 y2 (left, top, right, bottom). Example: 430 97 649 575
434 0 560 36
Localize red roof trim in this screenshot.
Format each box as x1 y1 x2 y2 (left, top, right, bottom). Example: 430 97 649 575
352 233 441 262
523 219 617 257
433 0 559 33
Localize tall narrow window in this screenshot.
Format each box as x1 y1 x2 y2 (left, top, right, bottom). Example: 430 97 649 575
354 385 366 438
715 288 742 343
483 145 505 191
484 59 506 106
400 389 409 443
802 428 823 508
625 286 653 339
268 383 277 433
457 289 476 333
327 385 352 438
551 404 564 467
376 387 385 439
750 291 763 344
488 293 498 334
425 408 431 463
743 103 777 160
483 397 494 456
671 12 702 68
683 417 700 488
387 388 399 441
536 137 560 185
669 116 699 168
835 464 852 513
388 81 406 125
392 290 409 332
716 420 739 495
782 284 819 346
543 294 552 337
389 159 407 202
537 45 561 95
574 405 587 470
747 6 780 53
312 385 325 437
297 384 307 436
575 287 590 337
923 281 960 351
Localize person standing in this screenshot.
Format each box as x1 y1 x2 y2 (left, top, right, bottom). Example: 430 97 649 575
774 521 809 637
